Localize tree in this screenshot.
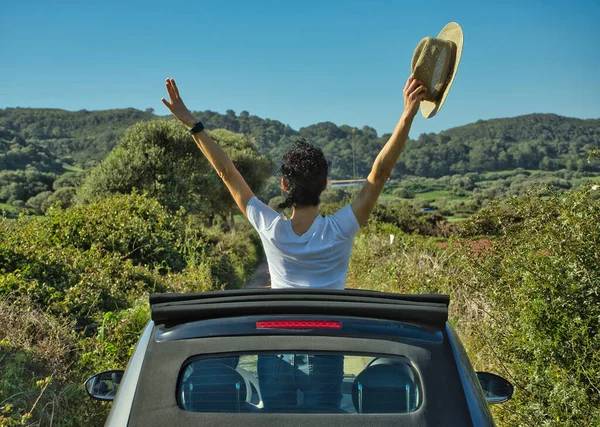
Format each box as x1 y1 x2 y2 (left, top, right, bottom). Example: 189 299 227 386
44 187 77 210
25 191 52 215
53 171 85 190
77 121 272 220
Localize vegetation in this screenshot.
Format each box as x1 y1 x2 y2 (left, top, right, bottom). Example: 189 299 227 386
0 108 156 216
344 183 600 426
0 109 598 425
400 114 600 177
0 108 155 164
189 111 600 179
1 108 599 219
378 168 600 218
77 121 272 222
0 193 261 425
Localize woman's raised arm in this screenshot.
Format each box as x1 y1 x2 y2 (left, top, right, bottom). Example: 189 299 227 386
350 75 427 226
161 78 255 215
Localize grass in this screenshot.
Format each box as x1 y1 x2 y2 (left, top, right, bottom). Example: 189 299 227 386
62 164 85 172
445 215 469 223
413 190 470 200
378 193 401 201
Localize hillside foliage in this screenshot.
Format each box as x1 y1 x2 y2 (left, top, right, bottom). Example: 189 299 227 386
0 108 598 219
345 184 600 426
0 109 598 426
0 193 261 425
0 108 155 164
185 111 600 178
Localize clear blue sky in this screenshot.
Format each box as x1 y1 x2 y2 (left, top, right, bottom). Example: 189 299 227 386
1 0 599 138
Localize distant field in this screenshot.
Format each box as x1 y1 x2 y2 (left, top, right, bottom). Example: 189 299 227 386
413 190 470 200
445 216 469 223
378 193 400 201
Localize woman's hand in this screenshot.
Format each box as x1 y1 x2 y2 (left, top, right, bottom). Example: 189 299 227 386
401 75 427 120
161 78 197 128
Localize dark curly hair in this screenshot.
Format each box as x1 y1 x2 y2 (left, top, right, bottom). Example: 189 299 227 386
278 139 329 210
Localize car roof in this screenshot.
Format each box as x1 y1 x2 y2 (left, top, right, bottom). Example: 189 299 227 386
125 290 473 426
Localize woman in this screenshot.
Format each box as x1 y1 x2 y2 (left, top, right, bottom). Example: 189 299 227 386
161 76 425 289
161 76 426 410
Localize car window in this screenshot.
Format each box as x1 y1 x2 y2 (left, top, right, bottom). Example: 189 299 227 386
178 353 421 414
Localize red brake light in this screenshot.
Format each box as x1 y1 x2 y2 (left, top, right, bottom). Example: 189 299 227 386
255 320 342 330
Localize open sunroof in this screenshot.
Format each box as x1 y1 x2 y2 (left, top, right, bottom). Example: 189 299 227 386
150 289 450 327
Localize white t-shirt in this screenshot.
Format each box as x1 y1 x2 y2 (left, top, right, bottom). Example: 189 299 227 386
246 197 360 290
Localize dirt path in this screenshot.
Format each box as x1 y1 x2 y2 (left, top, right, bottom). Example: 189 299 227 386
245 258 271 289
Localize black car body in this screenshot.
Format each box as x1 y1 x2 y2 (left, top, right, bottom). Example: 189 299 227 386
85 289 513 426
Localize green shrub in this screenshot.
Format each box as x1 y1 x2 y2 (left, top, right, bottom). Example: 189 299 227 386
456 184 600 426
369 201 451 237
392 187 414 199
78 297 151 373
0 193 262 426
347 184 600 426
77 121 271 221
44 193 186 270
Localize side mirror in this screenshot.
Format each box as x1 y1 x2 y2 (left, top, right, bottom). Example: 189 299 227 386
84 370 124 401
476 372 514 404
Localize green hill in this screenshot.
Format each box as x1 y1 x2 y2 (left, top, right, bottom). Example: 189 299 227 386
2 107 598 177
400 114 600 177
0 108 155 165
0 108 598 216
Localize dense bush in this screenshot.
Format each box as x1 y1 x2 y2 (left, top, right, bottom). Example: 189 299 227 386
457 185 600 426
369 201 452 237
0 193 262 425
77 121 272 222
346 184 600 426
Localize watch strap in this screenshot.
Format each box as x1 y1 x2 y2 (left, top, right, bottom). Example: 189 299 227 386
188 121 205 135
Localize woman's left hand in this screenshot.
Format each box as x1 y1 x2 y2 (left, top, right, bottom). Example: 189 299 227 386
161 78 197 128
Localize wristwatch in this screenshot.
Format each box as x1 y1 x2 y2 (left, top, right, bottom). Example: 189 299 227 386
188 121 205 135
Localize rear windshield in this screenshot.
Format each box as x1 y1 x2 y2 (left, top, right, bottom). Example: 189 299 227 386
178 353 421 414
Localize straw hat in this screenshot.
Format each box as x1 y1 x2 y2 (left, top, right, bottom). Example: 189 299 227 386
411 22 464 118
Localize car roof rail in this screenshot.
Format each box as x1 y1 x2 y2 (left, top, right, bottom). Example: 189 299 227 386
150 289 450 327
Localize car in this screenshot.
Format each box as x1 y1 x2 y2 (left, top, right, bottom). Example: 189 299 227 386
84 288 514 426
